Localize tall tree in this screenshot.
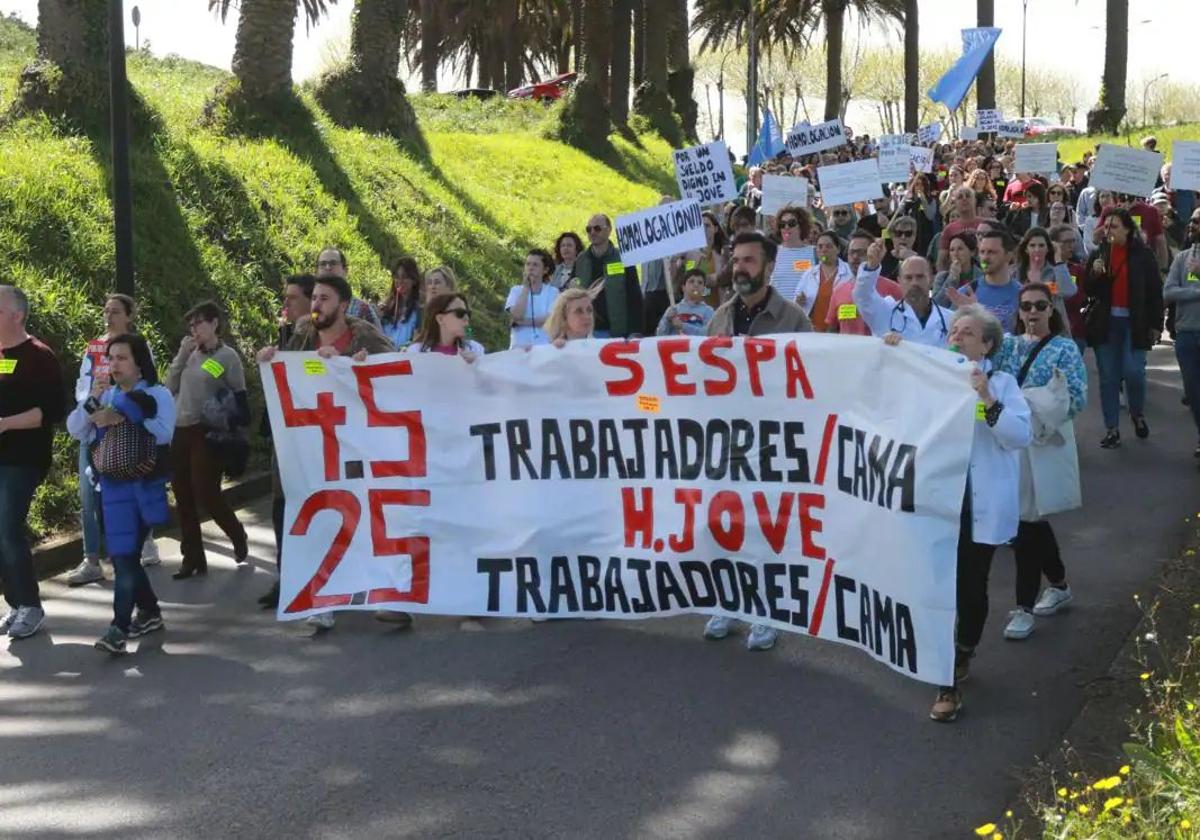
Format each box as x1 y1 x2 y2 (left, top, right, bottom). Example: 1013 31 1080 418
819 0 904 121
610 0 632 122
667 0 698 141
210 0 334 102
14 0 110 116
1088 0 1128 133
632 0 645 85
581 0 612 95
903 0 918 132
976 0 995 110
420 0 438 92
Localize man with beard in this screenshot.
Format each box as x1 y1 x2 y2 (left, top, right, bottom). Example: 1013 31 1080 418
257 274 394 632
702 231 810 653
854 239 952 348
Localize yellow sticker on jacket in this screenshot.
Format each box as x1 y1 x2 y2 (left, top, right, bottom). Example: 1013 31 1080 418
303 360 327 376
685 260 696 270
1189 273 1200 284
606 261 625 276
975 401 987 420
837 304 858 320
636 394 661 413
1132 215 1142 229
200 358 225 379
0 359 15 374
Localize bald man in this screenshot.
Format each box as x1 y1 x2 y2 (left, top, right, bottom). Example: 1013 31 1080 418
854 242 953 347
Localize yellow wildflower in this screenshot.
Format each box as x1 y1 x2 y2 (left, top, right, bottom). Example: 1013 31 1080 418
1183 819 1192 829
1057 787 1068 797
1077 804 1090 815
974 824 996 836
1005 810 1013 818
1093 776 1122 791
992 834 1001 840
1119 765 1131 775
1141 672 1152 680
1103 797 1124 812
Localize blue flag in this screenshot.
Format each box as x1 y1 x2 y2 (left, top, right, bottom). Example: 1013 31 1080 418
747 109 784 167
927 28 1002 112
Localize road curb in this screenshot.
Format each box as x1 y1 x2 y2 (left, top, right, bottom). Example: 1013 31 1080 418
25 471 272 585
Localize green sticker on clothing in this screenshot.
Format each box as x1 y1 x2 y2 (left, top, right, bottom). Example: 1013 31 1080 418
606 261 625 276
685 260 696 270
0 359 15 374
201 357 225 379
1189 273 1200 284
975 401 987 420
303 359 327 375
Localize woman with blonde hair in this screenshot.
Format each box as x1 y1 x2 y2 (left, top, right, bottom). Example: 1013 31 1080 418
423 265 458 304
967 169 996 203
545 288 595 347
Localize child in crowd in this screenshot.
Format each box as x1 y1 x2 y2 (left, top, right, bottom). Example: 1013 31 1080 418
656 268 715 337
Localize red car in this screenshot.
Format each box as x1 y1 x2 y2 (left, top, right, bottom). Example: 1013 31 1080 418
508 72 578 102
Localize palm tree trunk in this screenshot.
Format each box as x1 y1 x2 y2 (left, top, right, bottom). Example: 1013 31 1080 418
666 0 696 141
420 0 438 93
903 0 919 132
503 0 522 90
823 0 844 121
976 0 995 110
632 0 645 85
642 0 667 89
20 0 110 112
230 0 299 100
348 0 404 82
572 0 584 73
582 0 611 95
1089 0 1128 132
610 0 632 122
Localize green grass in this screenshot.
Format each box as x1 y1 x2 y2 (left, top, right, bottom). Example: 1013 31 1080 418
0 15 673 536
1057 123 1200 165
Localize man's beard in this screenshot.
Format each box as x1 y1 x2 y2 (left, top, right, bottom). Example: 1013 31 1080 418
312 310 337 330
734 269 765 297
904 287 929 308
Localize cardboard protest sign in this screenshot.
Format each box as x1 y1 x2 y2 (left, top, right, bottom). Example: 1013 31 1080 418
785 119 849 157
264 337 976 685
918 122 943 145
1014 143 1058 176
614 199 707 266
877 135 912 182
960 126 981 141
1171 142 1200 192
760 175 811 217
1090 144 1164 198
908 146 934 174
975 109 1001 132
674 140 738 206
818 159 884 208
997 120 1026 138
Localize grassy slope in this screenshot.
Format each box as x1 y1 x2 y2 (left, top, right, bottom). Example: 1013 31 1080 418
0 17 674 534
1056 123 1200 164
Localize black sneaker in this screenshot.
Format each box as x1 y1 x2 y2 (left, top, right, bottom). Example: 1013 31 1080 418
258 581 280 609
1100 430 1121 449
1132 416 1149 439
128 612 164 638
94 625 128 654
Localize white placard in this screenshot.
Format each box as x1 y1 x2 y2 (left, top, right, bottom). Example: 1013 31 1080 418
918 121 943 145
769 246 817 301
265 338 977 686
908 146 934 174
1171 142 1200 192
818 159 885 208
961 126 981 141
1014 143 1058 176
785 118 849 157
877 135 912 183
614 199 707 267
673 140 738 206
975 109 1001 132
997 120 1026 139
1090 144 1165 198
760 175 811 217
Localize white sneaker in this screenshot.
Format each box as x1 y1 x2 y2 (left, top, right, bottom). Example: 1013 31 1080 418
141 536 161 567
306 612 335 631
703 615 733 640
1033 585 1073 616
8 606 45 639
1003 608 1036 640
0 608 17 634
746 624 778 651
67 559 104 587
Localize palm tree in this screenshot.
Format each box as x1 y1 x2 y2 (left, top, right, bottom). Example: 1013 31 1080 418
818 0 904 121
581 0 612 95
419 0 438 92
209 0 335 102
976 0 995 110
667 0 698 141
903 0 918 132
14 0 109 117
1087 0 1128 133
610 0 632 122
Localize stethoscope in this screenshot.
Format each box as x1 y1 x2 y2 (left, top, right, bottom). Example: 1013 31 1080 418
889 298 949 339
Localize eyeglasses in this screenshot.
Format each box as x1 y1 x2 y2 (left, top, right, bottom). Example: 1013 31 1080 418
1019 300 1051 312
316 259 342 269
780 219 800 229
586 225 607 233
832 210 850 217
445 308 470 320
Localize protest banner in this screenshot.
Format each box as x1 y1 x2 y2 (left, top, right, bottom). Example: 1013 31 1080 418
613 199 707 266
1089 144 1164 198
785 118 849 157
960 126 980 141
818 159 884 208
975 109 1001 132
1014 142 1058 176
917 121 943 145
674 140 738 206
262 337 976 685
1171 141 1200 192
877 135 911 182
761 174 811 217
770 246 816 301
908 146 934 174
997 120 1026 139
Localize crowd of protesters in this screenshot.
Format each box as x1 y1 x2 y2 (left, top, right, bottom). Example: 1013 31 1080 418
2 127 1199 723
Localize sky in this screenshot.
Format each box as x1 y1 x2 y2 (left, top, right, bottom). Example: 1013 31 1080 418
2 0 1195 153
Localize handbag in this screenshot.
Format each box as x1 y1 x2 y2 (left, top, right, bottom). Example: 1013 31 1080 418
91 420 157 481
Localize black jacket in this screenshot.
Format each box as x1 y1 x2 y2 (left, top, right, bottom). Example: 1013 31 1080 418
1083 241 1163 350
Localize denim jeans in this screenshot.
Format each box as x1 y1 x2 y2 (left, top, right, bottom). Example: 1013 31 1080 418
78 444 104 560
111 525 159 632
1093 315 1147 430
0 464 47 609
1176 331 1200 438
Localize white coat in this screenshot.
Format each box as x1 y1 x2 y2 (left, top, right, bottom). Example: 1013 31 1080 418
853 265 953 347
794 259 854 314
967 363 1032 546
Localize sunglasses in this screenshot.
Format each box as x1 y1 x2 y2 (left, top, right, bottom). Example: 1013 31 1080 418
832 210 850 217
893 230 915 237
1019 300 1051 312
586 225 607 233
780 219 801 229
444 308 470 320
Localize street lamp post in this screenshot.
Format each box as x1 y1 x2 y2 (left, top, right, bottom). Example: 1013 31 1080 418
1020 0 1028 118
1143 73 1168 128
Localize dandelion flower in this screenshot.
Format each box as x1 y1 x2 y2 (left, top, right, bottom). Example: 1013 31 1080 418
974 824 996 836
1005 810 1013 818
1093 776 1122 791
1057 787 1068 797
1183 819 1192 829
1103 797 1124 812
992 834 1001 840
1120 765 1131 775
1189 703 1196 712
1141 672 1152 680
1077 804 1090 815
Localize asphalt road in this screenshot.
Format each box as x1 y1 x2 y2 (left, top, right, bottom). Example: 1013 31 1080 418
2 345 1198 840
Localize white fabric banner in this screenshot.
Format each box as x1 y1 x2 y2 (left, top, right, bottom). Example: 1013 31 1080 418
1090 144 1164 198
761 175 811 217
674 140 738 206
263 338 976 685
614 199 707 266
